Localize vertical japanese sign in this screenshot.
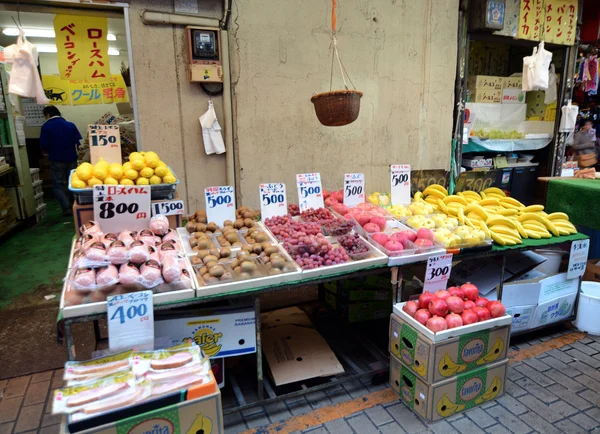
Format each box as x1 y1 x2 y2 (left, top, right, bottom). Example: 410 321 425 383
567 239 590 280
54 15 110 81
545 0 578 45
89 125 121 165
518 0 544 41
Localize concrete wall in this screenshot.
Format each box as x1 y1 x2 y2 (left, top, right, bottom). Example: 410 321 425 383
127 0 227 213
230 0 459 209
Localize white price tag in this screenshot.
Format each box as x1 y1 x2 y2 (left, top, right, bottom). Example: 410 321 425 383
567 239 590 280
343 173 365 207
423 253 453 293
260 183 287 220
204 186 236 227
93 185 151 233
89 124 121 165
296 173 324 212
391 164 411 206
152 200 185 216
107 290 154 351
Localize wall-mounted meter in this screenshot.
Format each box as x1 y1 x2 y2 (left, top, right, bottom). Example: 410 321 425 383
469 0 505 32
186 26 223 82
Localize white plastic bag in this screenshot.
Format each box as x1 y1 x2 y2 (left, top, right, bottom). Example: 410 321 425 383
560 100 579 132
532 42 553 90
544 64 557 104
199 101 226 155
522 47 537 92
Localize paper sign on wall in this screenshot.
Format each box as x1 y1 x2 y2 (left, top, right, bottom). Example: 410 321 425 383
93 185 151 233
296 173 324 212
423 253 453 293
89 124 121 165
108 290 154 351
260 183 287 220
152 200 185 216
205 186 235 227
42 74 129 106
390 164 411 206
567 239 590 280
343 173 365 207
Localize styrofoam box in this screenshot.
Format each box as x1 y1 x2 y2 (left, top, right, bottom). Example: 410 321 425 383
501 272 579 308
393 302 512 343
505 305 535 331
530 292 577 329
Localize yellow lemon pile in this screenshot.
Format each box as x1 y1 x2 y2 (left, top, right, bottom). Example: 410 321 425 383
71 152 177 188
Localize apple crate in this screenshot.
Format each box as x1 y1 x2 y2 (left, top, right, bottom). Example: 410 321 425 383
390 355 507 422
389 311 510 384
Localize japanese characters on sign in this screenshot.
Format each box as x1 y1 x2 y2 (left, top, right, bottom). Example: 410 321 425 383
259 183 287 220
390 164 411 206
108 290 154 351
567 239 590 280
43 75 129 106
423 253 453 293
54 15 110 81
343 173 365 207
204 186 236 227
296 173 324 212
518 0 578 45
93 185 151 233
89 124 121 165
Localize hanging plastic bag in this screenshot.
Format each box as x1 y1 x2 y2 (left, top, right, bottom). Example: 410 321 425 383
532 42 553 90
559 100 579 132
522 47 537 92
544 64 557 104
199 101 225 155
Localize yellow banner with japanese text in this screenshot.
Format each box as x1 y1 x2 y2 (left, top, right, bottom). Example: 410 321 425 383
54 15 111 80
42 75 128 106
518 0 578 45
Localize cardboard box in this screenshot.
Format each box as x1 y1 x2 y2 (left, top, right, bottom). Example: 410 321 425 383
531 292 577 329
462 157 493 168
261 307 344 386
505 305 535 332
390 355 507 422
501 273 579 308
502 76 522 89
583 259 600 282
468 75 502 90
501 88 526 104
389 313 510 384
73 199 182 237
325 291 390 323
469 89 502 104
155 306 256 359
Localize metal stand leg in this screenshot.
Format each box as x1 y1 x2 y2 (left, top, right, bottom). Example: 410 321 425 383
391 267 404 303
64 320 76 361
255 296 263 401
498 255 507 301
93 320 101 348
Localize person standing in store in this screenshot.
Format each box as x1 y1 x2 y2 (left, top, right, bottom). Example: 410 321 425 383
40 106 82 216
572 118 599 168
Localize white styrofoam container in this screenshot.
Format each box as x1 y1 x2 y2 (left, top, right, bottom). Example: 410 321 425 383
393 302 512 343
505 305 536 332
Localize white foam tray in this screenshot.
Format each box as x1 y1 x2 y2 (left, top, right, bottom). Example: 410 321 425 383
393 302 512 343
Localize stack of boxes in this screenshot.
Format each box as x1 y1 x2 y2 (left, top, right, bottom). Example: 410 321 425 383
501 76 525 105
467 75 502 103
388 303 511 422
0 186 16 234
30 168 46 222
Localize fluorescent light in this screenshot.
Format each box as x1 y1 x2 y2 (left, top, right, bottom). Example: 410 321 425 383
2 28 116 41
36 45 58 53
108 48 119 56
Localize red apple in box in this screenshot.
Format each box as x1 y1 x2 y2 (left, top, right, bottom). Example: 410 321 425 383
414 239 433 248
325 197 338 207
384 240 404 251
461 310 479 325
414 309 431 325
364 223 381 233
332 190 344 203
418 292 436 310
370 216 387 231
371 233 389 246
472 306 491 322
399 230 417 242
323 189 330 199
355 213 371 227
416 228 435 241
332 203 348 215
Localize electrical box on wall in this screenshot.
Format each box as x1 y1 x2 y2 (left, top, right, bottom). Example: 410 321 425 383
469 0 505 32
186 26 223 82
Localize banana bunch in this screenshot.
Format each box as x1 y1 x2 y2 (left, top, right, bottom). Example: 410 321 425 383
420 184 448 208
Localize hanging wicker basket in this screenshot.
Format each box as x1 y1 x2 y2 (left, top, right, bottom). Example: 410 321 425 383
311 90 363 127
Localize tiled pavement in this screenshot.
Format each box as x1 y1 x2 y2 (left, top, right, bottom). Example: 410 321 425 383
2 330 600 434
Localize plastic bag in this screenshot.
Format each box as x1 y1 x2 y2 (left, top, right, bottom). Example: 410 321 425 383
560 100 579 132
150 215 169 236
544 64 557 104
532 42 553 90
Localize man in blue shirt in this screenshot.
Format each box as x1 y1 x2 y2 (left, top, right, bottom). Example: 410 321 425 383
40 106 82 216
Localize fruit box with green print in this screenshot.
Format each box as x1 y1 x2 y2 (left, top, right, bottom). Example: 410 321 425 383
389 310 510 384
390 356 507 422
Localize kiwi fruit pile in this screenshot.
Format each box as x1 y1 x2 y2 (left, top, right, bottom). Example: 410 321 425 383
193 247 234 284
215 224 243 247
235 206 259 221
243 227 271 244
187 210 207 224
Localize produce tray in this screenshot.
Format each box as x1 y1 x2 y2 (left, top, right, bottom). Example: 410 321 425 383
60 258 196 319
393 302 512 343
178 226 278 256
68 169 179 205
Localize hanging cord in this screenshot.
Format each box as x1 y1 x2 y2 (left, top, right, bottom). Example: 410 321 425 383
328 0 356 91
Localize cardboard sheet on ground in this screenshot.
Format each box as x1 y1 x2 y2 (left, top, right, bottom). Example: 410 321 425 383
261 306 344 386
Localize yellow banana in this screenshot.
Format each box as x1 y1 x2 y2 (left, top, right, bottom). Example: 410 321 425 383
436 199 449 214
524 229 542 239
480 191 487 199
497 208 519 217
438 353 467 377
521 220 545 229
490 226 520 238
425 196 440 205
414 191 423 201
465 204 490 221
476 338 504 365
475 376 502 404
478 220 491 238
457 207 465 225
424 184 448 196
556 227 570 236
523 204 545 213
486 216 517 229
483 187 506 197
461 190 481 199
518 213 559 236
479 198 500 206
424 188 447 200
486 193 505 200
547 212 569 221
499 197 524 208
514 221 528 239
443 195 468 206
491 232 513 246
447 201 467 209
467 212 483 221
464 217 476 229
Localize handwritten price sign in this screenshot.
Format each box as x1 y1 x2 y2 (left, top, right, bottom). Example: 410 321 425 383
567 239 590 280
93 185 151 233
107 290 154 351
344 173 365 207
260 183 287 220
423 253 453 293
205 186 235 227
89 124 121 165
391 164 411 206
296 173 324 212
152 200 185 216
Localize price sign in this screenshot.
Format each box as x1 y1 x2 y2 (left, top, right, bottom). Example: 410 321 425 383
93 185 151 233
89 124 121 165
296 173 324 212
423 253 453 293
152 200 185 216
204 186 235 227
260 183 287 220
567 239 590 280
107 290 154 351
391 164 411 205
343 173 365 207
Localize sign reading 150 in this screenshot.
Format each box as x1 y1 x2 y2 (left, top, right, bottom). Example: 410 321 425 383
300 185 321 198
90 134 118 147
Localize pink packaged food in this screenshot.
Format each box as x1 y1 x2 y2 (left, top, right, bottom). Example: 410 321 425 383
72 268 96 291
129 241 150 265
158 242 179 261
149 215 169 236
100 233 118 249
80 221 102 236
162 229 178 243
138 230 156 246
119 262 141 286
96 265 119 287
148 245 161 264
118 231 136 248
161 255 181 283
139 260 163 287
107 241 128 265
85 242 107 262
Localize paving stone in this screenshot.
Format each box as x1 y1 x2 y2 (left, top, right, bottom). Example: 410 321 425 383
505 379 527 398
546 384 593 411
386 403 427 433
347 414 379 434
513 364 554 387
570 412 600 431
50 371 64 390
505 366 524 382
38 425 60 434
324 385 352 405
264 400 292 423
464 407 496 428
378 421 408 434
0 396 23 424
570 360 600 382
41 413 62 427
323 418 353 434
0 422 14 434
496 394 528 415
570 341 600 356
565 349 600 368
517 394 561 422
581 390 600 408
365 405 393 426
485 424 513 434
451 416 486 433
548 399 578 418
573 373 600 392
303 427 327 434
522 357 552 372
342 380 370 399
542 355 582 377
545 370 587 393
546 348 576 363
578 337 594 344
4 377 30 399
485 405 532 434
223 411 246 433
555 418 591 434
514 377 559 403
481 401 498 409
30 372 53 384
14 403 43 433
306 391 331 409
588 341 600 352
23 380 50 406
445 413 465 422
518 412 562 434
586 407 600 423
286 397 313 416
